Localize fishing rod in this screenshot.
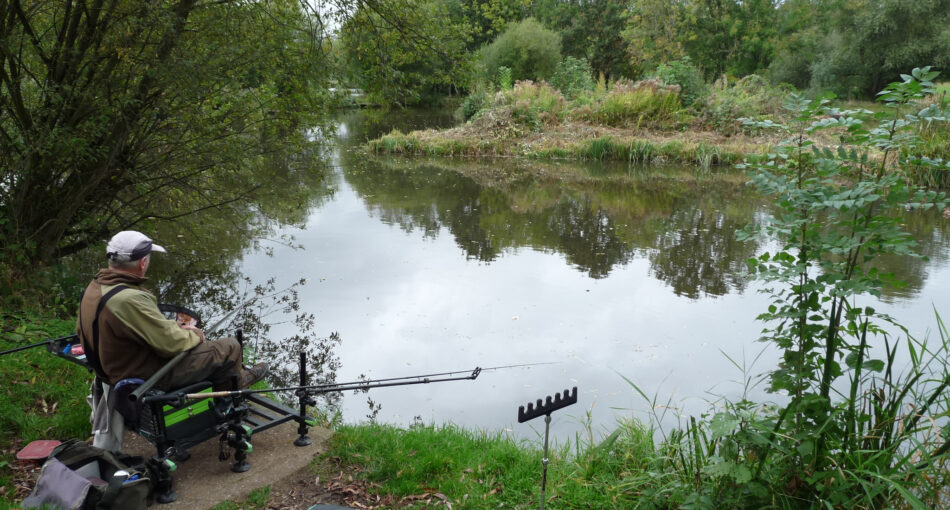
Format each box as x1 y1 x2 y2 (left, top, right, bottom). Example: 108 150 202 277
135 360 557 405
0 334 76 357
270 361 556 389
154 366 484 403
166 361 558 403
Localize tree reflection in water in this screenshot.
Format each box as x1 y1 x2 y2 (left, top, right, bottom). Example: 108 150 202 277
345 155 765 296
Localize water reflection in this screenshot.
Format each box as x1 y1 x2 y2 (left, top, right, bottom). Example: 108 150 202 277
225 109 950 441
345 155 764 296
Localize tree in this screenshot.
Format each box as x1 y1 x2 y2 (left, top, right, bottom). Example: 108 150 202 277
809 0 950 97
625 0 778 80
679 0 778 80
449 0 531 48
0 0 330 272
624 0 687 76
767 0 840 89
338 0 475 105
480 17 561 83
534 0 633 81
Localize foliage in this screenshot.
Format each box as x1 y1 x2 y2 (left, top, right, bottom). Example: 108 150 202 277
480 18 562 84
532 0 633 80
456 85 494 121
728 68 949 506
496 66 513 91
650 57 708 107
324 420 656 508
487 80 566 130
625 0 777 81
700 75 791 135
0 0 332 276
808 0 950 97
580 79 682 128
338 0 475 106
448 0 532 48
549 57 595 100
766 0 833 90
623 0 687 76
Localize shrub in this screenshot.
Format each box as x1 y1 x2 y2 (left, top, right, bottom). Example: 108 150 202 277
700 74 791 134
481 18 561 84
650 57 707 107
470 81 565 133
550 57 595 99
504 80 565 116
456 85 492 121
585 79 681 127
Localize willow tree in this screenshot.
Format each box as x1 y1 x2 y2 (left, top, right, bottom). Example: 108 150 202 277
0 0 334 273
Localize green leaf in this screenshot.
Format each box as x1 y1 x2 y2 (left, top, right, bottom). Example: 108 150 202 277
710 412 741 438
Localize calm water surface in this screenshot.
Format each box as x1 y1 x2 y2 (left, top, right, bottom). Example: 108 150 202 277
239 110 950 442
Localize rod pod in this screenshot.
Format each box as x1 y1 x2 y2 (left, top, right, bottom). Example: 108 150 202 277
518 387 578 510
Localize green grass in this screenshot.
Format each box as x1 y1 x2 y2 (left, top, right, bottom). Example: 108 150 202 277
209 486 272 510
0 317 91 506
323 420 657 509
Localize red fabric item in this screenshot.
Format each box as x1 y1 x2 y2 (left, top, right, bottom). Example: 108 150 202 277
16 440 62 461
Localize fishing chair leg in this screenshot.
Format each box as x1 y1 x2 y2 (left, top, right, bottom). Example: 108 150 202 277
171 446 191 462
147 455 178 504
225 423 253 473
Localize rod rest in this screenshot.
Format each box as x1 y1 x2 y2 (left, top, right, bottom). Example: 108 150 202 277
518 387 578 423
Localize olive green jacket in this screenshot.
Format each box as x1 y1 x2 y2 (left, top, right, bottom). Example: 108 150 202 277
76 269 201 385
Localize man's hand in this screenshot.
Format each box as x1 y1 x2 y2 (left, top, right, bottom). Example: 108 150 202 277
180 324 205 342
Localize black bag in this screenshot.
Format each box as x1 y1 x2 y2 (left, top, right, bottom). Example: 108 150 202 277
22 439 151 510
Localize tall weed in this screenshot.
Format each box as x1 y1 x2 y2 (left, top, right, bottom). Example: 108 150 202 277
581 79 682 128
616 68 950 509
701 74 791 135
733 67 950 507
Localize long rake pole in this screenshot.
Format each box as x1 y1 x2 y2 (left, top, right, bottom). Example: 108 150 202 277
517 387 577 510
540 414 551 510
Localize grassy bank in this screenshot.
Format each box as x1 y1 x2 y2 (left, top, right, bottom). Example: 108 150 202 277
369 129 753 169
0 316 91 505
367 77 950 188
321 421 654 509
366 80 782 168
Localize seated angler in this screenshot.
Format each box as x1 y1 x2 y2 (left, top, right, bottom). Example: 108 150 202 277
76 230 268 395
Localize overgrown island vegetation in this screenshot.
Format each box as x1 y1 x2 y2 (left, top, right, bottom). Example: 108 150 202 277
3 0 950 509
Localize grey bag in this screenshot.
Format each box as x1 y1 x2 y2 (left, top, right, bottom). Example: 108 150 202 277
22 458 91 510
21 439 150 510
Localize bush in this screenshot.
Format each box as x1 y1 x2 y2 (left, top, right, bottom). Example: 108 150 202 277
700 74 792 134
650 57 707 107
549 57 594 99
481 18 561 84
456 85 492 121
580 79 681 127
467 81 565 133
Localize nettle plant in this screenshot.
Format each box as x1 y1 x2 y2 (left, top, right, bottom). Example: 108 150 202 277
683 68 950 508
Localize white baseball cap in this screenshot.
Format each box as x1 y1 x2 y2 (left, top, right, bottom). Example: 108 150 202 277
106 231 167 262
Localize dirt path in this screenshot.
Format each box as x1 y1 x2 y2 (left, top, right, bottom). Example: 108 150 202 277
123 422 347 508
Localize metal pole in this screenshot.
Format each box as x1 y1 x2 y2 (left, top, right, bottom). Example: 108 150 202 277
540 413 551 510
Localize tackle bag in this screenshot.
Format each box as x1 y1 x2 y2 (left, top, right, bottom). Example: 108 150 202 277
22 439 151 510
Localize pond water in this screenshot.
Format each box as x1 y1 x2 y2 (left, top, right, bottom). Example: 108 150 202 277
238 109 950 443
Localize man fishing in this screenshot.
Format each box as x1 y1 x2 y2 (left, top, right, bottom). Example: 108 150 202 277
76 230 268 393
